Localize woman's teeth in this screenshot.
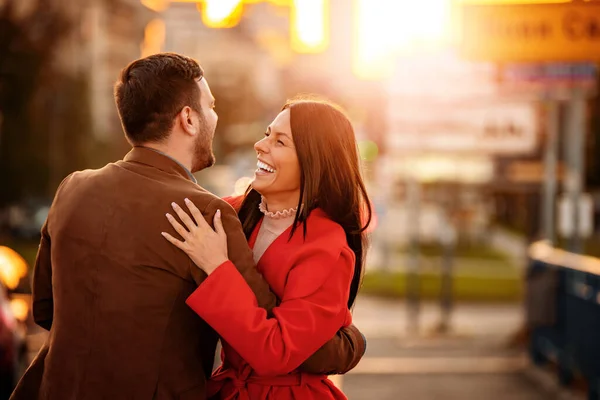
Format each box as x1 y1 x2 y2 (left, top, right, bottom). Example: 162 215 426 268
257 161 275 173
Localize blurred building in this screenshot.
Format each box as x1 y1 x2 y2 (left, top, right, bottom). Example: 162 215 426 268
56 0 156 148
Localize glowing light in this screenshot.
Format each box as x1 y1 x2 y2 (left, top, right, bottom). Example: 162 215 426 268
353 0 395 80
141 18 166 57
10 298 29 322
233 177 254 196
291 0 328 53
0 246 28 290
353 0 452 80
199 0 244 28
140 0 169 12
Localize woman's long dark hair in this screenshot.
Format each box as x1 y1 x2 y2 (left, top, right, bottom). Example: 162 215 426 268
238 98 372 309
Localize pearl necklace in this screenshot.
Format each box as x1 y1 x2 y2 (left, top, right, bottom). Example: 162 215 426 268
258 197 298 219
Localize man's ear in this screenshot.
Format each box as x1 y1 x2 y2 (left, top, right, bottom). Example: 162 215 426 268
178 106 197 136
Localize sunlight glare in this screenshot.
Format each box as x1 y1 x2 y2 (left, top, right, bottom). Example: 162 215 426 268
201 0 244 28
291 0 328 53
353 0 452 80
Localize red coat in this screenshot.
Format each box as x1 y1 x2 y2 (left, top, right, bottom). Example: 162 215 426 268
186 199 355 400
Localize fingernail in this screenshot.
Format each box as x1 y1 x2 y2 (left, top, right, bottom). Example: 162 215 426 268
216 209 221 217
171 202 177 209
184 198 191 204
161 232 166 237
166 213 172 219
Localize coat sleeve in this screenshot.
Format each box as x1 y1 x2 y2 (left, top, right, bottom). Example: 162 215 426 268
186 240 354 376
198 198 278 315
298 324 366 374
32 220 53 331
32 173 74 331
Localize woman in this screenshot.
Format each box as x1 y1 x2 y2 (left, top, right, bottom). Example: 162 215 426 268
162 98 371 399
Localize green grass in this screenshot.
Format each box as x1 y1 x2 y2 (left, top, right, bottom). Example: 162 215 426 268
361 270 523 303
398 242 512 262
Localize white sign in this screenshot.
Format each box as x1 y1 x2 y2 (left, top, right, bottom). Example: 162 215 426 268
384 49 539 155
386 100 538 154
558 193 593 238
386 50 498 100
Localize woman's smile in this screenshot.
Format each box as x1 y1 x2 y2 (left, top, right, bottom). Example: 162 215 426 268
256 159 276 176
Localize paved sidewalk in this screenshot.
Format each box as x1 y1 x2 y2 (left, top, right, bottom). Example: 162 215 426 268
338 296 556 400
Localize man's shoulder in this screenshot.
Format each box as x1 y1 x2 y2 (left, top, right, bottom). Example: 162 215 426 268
55 166 110 191
187 191 235 215
58 162 225 211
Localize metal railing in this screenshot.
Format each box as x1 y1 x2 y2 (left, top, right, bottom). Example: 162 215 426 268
527 241 600 400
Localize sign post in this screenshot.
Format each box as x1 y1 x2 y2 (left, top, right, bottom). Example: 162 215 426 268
564 87 588 252
498 62 597 246
461 2 598 253
542 100 559 245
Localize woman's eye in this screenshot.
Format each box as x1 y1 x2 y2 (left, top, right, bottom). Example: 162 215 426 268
277 140 284 145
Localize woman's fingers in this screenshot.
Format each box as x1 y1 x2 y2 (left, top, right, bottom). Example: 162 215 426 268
213 209 225 236
171 202 197 232
184 198 208 229
166 213 190 240
161 231 185 249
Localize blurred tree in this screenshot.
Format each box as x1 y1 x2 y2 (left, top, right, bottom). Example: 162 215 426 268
0 0 71 207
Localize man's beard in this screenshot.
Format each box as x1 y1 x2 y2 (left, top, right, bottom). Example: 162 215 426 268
191 117 215 173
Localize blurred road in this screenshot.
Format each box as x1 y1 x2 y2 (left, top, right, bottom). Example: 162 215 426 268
341 296 575 400
24 296 565 399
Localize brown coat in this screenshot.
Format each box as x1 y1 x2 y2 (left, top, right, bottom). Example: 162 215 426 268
10 147 365 400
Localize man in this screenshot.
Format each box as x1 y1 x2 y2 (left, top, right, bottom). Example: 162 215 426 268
10 53 365 400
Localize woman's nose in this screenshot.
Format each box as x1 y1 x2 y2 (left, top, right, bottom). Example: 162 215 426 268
254 137 269 154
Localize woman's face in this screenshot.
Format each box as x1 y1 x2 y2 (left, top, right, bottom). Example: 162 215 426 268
252 109 301 201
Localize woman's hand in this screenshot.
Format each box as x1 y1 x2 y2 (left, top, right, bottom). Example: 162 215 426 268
161 198 229 275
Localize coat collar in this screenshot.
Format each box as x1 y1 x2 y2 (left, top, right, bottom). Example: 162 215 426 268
123 146 197 183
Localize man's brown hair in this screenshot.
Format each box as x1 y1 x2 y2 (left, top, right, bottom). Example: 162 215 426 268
114 53 204 145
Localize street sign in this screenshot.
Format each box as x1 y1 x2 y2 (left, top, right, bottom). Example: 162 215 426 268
386 100 538 155
502 63 597 84
460 2 600 62
499 62 598 98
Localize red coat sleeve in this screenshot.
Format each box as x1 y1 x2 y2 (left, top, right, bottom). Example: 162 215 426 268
185 238 354 376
